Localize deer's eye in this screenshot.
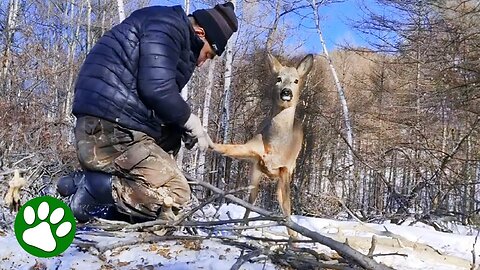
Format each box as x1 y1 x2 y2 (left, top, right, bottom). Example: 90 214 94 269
294 79 299 84
277 77 282 83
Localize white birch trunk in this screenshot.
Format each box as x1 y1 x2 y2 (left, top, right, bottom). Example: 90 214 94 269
117 0 126 22
46 2 57 120
312 0 354 198
220 22 237 142
86 0 92 52
196 60 216 180
1 0 19 93
476 162 480 211
64 0 84 123
101 2 106 37
180 0 191 101
176 0 191 168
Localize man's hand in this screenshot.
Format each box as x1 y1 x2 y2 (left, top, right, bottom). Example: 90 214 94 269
183 114 213 151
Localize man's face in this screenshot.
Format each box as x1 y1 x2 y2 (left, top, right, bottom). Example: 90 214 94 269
196 37 216 67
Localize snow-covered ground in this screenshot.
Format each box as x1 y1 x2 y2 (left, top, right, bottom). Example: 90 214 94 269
0 204 478 270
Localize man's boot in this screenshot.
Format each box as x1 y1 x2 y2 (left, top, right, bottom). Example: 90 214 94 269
57 170 128 223
57 171 85 197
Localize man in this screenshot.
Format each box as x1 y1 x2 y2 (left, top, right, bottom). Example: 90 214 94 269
57 3 238 223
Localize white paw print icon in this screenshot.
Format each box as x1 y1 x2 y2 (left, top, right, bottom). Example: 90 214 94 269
22 201 73 252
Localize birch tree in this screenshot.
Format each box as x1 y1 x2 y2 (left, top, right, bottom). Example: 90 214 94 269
117 0 126 22
177 0 191 168
86 0 92 52
1 0 19 96
64 0 85 122
197 60 216 181
311 0 355 201
220 0 237 144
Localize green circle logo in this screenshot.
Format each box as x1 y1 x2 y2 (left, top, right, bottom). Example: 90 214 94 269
14 196 76 257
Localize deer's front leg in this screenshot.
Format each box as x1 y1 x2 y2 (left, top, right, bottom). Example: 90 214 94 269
212 135 264 160
212 143 258 159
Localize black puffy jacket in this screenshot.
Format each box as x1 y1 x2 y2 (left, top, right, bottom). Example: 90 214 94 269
72 5 204 141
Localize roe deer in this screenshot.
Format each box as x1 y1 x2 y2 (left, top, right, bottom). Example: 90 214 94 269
212 54 313 237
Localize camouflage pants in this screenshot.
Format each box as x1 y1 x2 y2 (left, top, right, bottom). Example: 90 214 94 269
74 115 191 220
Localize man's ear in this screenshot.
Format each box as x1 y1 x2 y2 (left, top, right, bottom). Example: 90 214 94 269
193 26 206 38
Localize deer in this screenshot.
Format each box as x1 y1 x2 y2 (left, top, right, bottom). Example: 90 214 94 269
211 53 313 238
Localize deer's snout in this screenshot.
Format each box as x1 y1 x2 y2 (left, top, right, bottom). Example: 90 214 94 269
280 88 293 101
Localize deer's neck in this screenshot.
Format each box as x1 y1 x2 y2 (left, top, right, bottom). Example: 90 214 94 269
270 106 296 132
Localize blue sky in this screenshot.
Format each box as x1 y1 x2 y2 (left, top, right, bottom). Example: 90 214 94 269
315 0 368 50
151 0 373 52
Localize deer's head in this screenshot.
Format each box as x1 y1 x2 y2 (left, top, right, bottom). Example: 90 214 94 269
268 54 314 109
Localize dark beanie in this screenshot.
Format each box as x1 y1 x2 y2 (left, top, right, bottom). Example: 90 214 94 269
192 2 238 56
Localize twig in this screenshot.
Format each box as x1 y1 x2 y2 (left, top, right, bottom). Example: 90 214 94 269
230 249 263 270
174 186 251 226
288 245 326 261
215 222 279 231
0 169 28 176
271 248 353 270
186 175 283 219
12 154 35 167
174 193 221 225
471 229 480 270
372 253 408 258
84 214 280 235
368 235 377 257
243 234 316 243
335 196 364 224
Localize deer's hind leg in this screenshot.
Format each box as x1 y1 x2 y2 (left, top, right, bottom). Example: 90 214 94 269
277 167 297 238
242 163 263 223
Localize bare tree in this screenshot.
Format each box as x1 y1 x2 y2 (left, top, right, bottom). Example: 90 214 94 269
1 0 19 95
311 0 355 201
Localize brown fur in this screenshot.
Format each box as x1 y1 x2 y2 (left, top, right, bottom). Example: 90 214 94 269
212 54 313 237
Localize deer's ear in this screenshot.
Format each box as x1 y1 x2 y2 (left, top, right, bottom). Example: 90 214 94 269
297 54 314 77
267 54 282 73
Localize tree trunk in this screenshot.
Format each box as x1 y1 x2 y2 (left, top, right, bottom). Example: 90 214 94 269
177 0 191 169
117 0 126 22
86 0 92 52
220 0 237 144
217 0 238 189
311 0 354 201
64 0 84 122
197 60 216 180
1 0 20 96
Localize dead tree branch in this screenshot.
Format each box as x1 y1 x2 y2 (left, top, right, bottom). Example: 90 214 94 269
186 174 393 270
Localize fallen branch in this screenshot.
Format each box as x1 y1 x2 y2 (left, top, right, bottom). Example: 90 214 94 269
186 174 393 270
230 249 263 270
82 214 283 236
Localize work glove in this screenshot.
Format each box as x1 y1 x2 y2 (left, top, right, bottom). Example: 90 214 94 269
183 114 213 152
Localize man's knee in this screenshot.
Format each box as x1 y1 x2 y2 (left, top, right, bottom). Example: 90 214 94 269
166 176 191 206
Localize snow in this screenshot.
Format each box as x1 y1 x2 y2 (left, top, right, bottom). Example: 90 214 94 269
1 203 478 270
